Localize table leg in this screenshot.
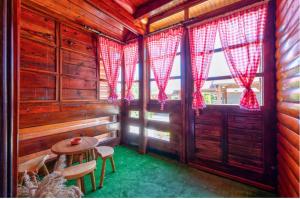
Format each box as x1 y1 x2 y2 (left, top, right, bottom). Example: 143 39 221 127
76 178 82 192
80 177 85 194
79 153 84 164
90 171 96 191
67 155 73 167
91 149 96 160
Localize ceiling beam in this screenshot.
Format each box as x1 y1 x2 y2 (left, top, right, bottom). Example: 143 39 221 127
149 0 207 24
86 0 144 35
133 0 173 19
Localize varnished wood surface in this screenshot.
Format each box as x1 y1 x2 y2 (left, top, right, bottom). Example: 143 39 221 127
52 137 98 155
276 0 300 197
63 160 96 179
18 149 57 164
18 7 121 158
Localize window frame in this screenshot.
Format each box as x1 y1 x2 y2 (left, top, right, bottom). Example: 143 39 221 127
202 37 264 107
148 48 182 102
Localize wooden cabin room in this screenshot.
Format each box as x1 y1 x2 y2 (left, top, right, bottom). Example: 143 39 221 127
0 0 299 198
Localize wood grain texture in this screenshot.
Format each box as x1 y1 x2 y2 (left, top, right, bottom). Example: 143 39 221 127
19 8 121 158
276 0 300 197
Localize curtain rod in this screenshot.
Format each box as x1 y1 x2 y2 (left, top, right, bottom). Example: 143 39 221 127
145 22 184 37
83 25 126 45
145 0 269 36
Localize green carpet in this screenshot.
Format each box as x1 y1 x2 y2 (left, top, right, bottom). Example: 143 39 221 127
67 146 275 198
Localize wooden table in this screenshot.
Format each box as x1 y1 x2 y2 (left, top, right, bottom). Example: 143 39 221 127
51 136 99 166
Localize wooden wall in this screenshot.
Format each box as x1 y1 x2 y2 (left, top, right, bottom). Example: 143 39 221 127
183 2 277 191
275 0 300 197
19 6 120 157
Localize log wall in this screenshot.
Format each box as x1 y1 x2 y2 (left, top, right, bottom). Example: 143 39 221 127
19 6 120 157
275 0 300 197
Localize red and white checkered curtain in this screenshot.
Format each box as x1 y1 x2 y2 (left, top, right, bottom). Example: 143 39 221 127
218 4 267 110
98 36 123 102
189 21 218 113
124 40 138 103
146 27 184 110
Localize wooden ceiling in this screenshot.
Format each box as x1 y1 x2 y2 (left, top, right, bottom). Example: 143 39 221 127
21 0 257 41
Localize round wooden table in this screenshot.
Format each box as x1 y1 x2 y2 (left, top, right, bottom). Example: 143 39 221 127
51 136 98 166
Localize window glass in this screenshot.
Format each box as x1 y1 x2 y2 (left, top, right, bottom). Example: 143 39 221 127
150 55 181 78
134 63 139 81
146 128 170 141
131 82 139 99
129 111 139 119
147 112 170 122
202 77 262 105
214 31 222 49
208 51 231 78
129 125 139 134
150 79 181 100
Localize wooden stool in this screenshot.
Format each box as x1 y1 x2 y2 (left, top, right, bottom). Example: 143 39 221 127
18 155 49 185
95 146 116 188
62 160 97 194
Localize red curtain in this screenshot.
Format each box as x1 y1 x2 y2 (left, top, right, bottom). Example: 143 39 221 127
146 27 184 110
218 4 267 110
189 21 218 113
98 36 123 102
124 40 138 103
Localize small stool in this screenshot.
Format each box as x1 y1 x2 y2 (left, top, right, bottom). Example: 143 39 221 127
95 146 116 188
18 155 49 185
62 160 96 193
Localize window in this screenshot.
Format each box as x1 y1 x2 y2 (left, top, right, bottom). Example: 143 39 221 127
131 63 140 100
203 32 263 105
150 44 181 100
99 60 109 100
117 63 140 100
146 128 170 141
129 125 140 135
147 112 170 122
129 111 139 119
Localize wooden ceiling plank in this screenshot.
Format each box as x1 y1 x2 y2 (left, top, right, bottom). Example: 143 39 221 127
149 0 208 24
71 0 124 31
85 0 144 35
133 0 173 19
22 0 124 40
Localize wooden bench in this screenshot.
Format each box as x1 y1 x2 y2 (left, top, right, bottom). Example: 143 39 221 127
19 149 58 164
19 116 120 158
19 116 118 141
63 160 97 193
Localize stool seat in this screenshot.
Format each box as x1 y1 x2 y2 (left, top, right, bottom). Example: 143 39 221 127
63 160 96 180
94 146 116 188
95 146 114 158
18 155 49 173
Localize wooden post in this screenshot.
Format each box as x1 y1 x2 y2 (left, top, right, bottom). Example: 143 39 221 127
138 35 147 154
0 0 20 196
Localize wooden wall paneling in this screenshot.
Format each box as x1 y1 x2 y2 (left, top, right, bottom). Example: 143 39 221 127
194 110 223 162
20 7 56 45
185 1 277 191
18 7 121 161
20 6 58 103
276 0 299 196
60 24 98 101
22 0 125 40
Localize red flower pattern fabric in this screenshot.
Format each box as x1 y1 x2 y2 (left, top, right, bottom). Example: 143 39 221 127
218 4 267 110
98 36 123 102
146 27 184 110
189 21 218 112
124 40 139 103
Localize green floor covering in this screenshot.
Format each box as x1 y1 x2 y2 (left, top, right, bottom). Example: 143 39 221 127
67 146 275 198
